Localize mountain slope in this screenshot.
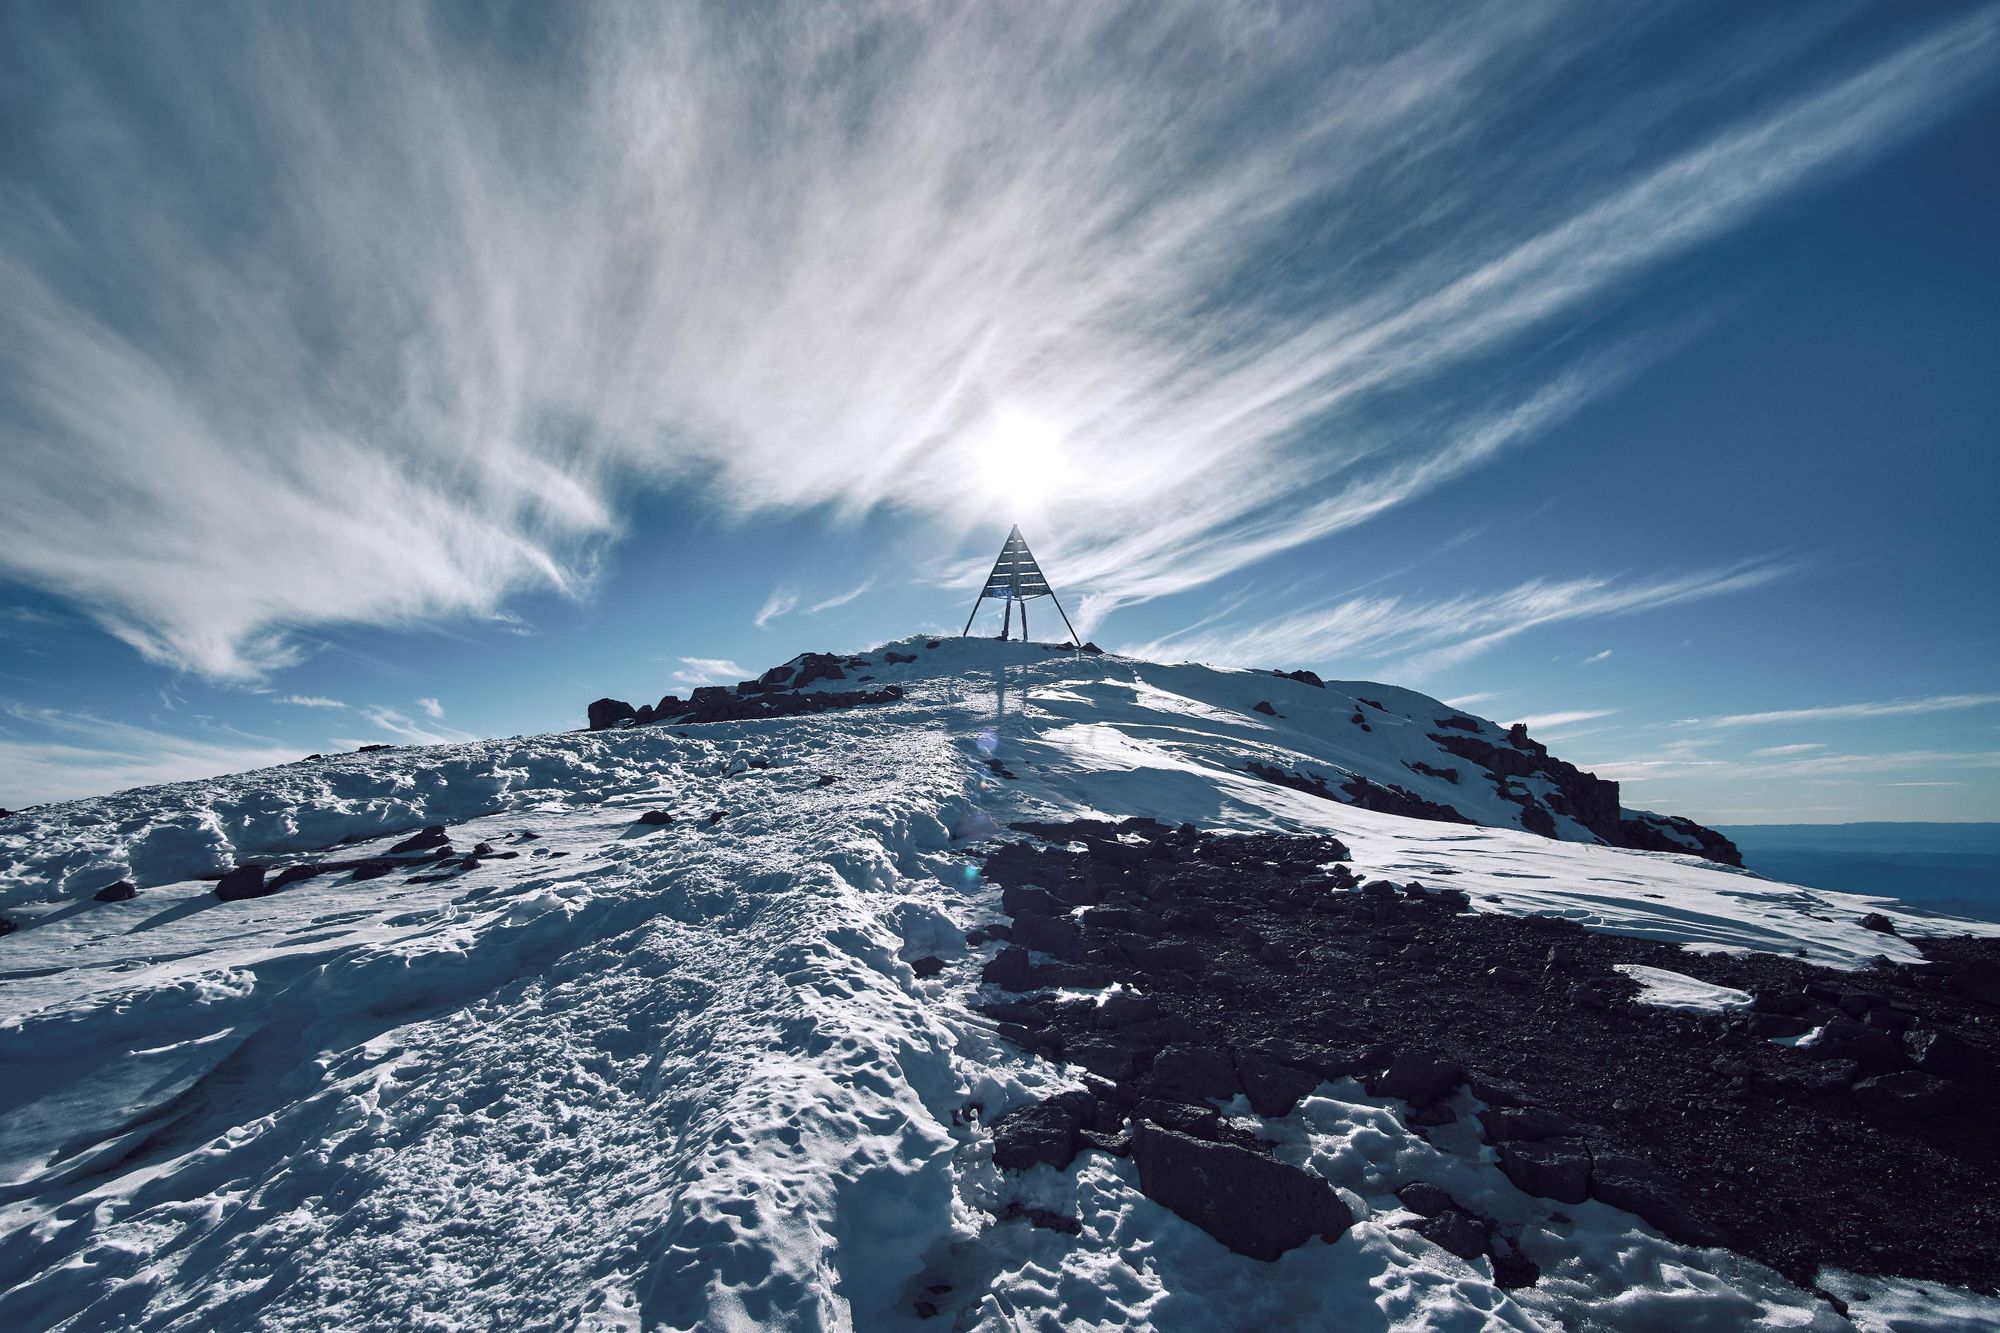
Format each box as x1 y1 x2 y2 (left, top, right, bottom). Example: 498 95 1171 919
0 638 1994 1331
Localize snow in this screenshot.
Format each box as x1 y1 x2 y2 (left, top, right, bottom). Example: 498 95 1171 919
1613 964 1756 1014
1 637 1992 1328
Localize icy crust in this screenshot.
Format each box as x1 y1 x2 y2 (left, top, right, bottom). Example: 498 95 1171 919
0 636 1994 1329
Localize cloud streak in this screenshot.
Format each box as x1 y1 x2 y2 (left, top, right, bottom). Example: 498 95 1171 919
1124 559 1797 678
1 4 1993 676
1695 693 2000 729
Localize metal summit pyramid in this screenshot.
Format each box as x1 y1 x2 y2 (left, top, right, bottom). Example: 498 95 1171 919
961 525 1079 644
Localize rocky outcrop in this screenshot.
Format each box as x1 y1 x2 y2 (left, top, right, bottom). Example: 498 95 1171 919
587 698 637 731
1244 760 1473 826
1615 810 1744 867
1131 1123 1352 1260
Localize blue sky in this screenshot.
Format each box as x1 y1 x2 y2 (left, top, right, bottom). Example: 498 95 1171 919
1 1 1996 822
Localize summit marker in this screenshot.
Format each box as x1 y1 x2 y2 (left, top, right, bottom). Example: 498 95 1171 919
961 526 1079 645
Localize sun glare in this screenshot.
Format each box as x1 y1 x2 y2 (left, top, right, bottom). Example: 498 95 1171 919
975 410 1072 506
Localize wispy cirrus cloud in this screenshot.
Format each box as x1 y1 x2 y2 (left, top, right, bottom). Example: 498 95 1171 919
1692 693 2000 729
1514 709 1618 732
417 697 445 719
672 657 747 687
1582 650 1614 665
1126 559 1796 678
278 695 348 710
1 4 1993 677
0 704 301 806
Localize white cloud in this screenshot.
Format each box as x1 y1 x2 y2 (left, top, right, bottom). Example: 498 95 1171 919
1123 559 1796 678
1 7 1993 675
0 705 301 806
1698 693 2000 728
1582 649 1613 665
1593 749 2000 783
1443 691 1504 709
351 705 469 747
754 589 801 630
1752 742 1825 757
279 694 348 710
1513 709 1618 732
673 657 747 687
417 697 444 719
807 580 876 615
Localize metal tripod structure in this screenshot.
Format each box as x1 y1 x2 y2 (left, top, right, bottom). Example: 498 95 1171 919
961 525 1079 645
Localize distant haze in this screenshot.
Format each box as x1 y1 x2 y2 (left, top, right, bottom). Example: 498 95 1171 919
1717 823 2000 924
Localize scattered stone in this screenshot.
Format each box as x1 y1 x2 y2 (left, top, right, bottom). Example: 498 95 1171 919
1252 700 1278 716
356 743 394 753
706 810 727 826
909 956 946 979
1131 1123 1352 1261
995 1200 1083 1234
93 880 137 902
1236 1050 1320 1117
471 842 495 857
1857 913 1898 935
817 774 839 786
634 810 673 826
389 824 450 853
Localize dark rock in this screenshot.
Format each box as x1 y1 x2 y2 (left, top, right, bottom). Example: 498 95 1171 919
1902 1026 1977 1077
587 697 637 731
93 880 137 902
995 1201 1083 1234
1479 1105 1580 1143
350 862 394 882
1749 1012 1812 1039
1236 1050 1321 1117
1858 912 1899 935
1497 1139 1591 1204
909 956 945 979
1277 669 1325 688
1947 963 2000 1006
471 842 495 857
983 946 1104 992
706 810 727 826
1491 1247 1541 1289
1413 1209 1491 1260
1851 1071 1965 1119
1252 701 1278 716
634 810 673 826
356 743 394 753
1796 1060 1860 1095
1130 1123 1352 1261
0 914 14 936
1589 1151 1725 1246
991 1092 1097 1171
1064 1034 1152 1082
1149 1044 1242 1102
1374 1049 1466 1107
817 774 839 786
1807 1017 1904 1075
1508 721 1532 746
1078 641 1103 654
214 864 273 902
1396 1181 1457 1218
390 824 450 853
884 651 918 664
269 863 329 890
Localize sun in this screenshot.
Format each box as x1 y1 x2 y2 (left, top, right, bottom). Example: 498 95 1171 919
975 409 1072 506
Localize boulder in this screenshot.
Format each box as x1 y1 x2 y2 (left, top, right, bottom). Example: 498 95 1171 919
909 956 945 979
1396 1181 1457 1218
1588 1151 1725 1246
1252 701 1278 716
1497 1139 1591 1204
214 864 273 902
991 1092 1097 1171
1236 1051 1321 1117
1149 1044 1242 1102
1903 1026 1977 1077
93 880 137 902
1131 1123 1352 1261
1479 1105 1580 1143
390 824 451 853
1851 1071 1965 1119
1948 963 2000 1006
587 697 637 731
633 810 672 826
1374 1049 1466 1108
1858 912 1899 935
1413 1209 1491 1260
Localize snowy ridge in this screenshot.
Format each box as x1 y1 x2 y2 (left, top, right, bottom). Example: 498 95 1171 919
1 638 1994 1330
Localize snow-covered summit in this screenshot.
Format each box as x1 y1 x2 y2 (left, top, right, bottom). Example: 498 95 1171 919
1 636 1994 1329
